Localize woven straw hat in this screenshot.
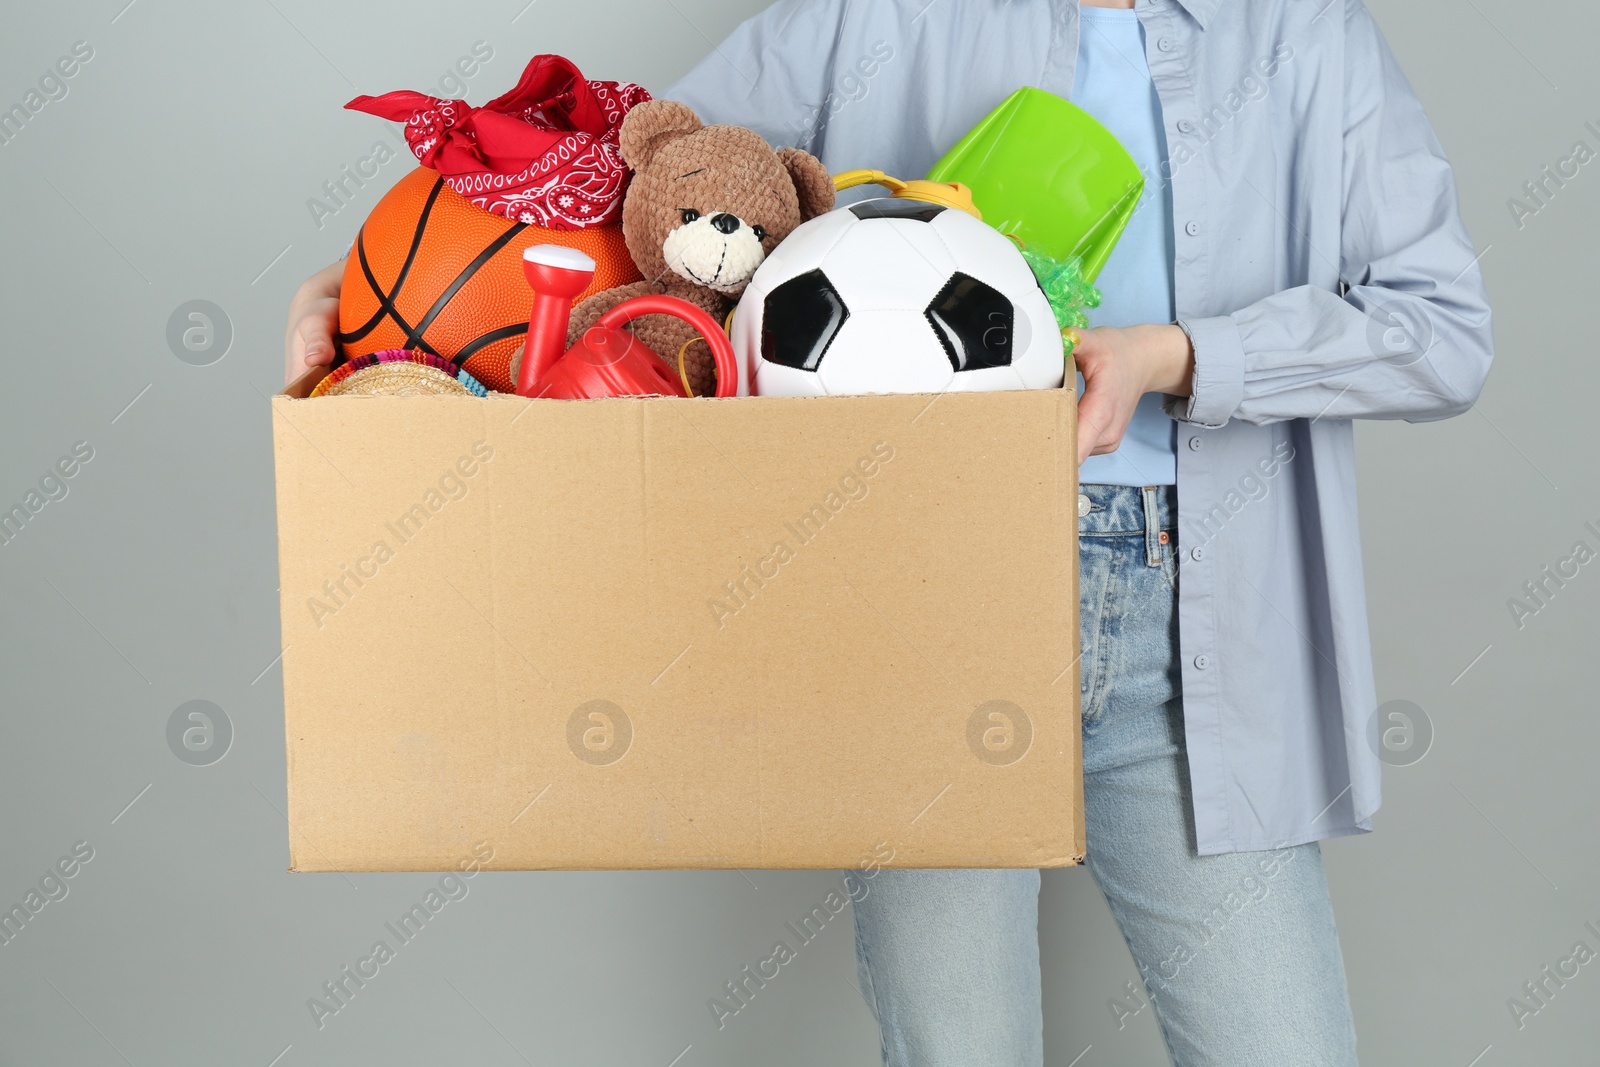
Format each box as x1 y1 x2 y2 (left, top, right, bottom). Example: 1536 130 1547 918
311 349 491 397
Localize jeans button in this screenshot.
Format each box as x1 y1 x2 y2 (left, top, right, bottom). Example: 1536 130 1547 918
1193 654 1210 669
1078 493 1091 518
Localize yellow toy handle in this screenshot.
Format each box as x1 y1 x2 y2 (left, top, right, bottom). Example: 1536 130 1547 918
675 306 743 398
831 169 983 220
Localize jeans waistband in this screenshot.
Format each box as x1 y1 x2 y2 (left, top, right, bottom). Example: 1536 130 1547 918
1077 482 1177 540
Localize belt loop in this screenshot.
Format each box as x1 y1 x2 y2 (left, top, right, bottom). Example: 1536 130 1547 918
1142 486 1161 566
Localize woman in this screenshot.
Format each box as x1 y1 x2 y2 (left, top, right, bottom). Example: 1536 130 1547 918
284 1 1492 1062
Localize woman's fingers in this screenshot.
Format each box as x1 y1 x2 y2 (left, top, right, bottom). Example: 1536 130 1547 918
1072 327 1136 465
1076 396 1102 464
285 298 340 384
1073 330 1107 463
284 262 345 385
298 298 339 363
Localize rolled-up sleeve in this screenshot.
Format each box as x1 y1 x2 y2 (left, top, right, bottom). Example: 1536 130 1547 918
1171 315 1245 428
1167 0 1494 428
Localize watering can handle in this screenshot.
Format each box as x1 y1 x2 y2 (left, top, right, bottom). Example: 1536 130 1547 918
594 295 741 398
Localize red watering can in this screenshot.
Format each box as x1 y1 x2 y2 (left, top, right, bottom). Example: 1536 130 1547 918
514 245 740 399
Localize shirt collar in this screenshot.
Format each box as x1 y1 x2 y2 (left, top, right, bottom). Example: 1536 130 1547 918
1168 0 1219 28
1109 0 1218 30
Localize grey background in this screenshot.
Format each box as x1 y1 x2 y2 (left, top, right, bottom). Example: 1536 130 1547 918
0 0 1594 1063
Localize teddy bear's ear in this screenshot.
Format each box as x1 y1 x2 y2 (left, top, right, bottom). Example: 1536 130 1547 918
618 100 704 169
776 147 836 222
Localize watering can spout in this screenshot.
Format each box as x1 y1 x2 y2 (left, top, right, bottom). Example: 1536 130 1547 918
518 245 598 395
516 244 744 400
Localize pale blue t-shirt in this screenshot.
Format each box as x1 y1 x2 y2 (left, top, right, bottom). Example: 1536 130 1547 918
1072 6 1178 486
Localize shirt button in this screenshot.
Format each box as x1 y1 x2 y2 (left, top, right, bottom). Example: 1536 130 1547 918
1158 36 1177 52
1078 493 1091 517
1177 119 1195 134
1185 220 1201 236
1194 654 1210 669
1188 436 1203 451
1191 546 1205 561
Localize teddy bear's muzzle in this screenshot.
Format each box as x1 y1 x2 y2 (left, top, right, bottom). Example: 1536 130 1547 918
662 213 768 295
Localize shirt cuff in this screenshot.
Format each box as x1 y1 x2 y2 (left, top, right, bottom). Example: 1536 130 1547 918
1167 315 1246 428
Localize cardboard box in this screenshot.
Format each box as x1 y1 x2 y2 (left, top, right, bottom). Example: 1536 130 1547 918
272 372 1083 871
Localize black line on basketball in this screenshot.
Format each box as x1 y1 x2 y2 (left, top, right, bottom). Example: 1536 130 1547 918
455 322 528 363
336 228 386 344
344 232 431 354
405 221 530 353
335 179 446 356
388 176 445 308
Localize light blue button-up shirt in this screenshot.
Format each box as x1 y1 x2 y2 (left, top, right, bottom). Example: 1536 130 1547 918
1071 4 1180 486
666 0 1495 855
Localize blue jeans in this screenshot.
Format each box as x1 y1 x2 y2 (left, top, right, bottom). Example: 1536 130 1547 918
849 483 1359 1066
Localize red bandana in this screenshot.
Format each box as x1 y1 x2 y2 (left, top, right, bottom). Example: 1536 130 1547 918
346 54 650 230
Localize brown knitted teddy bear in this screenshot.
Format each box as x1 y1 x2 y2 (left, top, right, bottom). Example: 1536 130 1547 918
552 99 835 396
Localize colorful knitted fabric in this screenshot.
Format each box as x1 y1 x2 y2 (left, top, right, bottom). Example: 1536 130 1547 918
311 349 489 397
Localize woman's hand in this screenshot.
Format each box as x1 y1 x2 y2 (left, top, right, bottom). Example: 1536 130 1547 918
284 260 345 387
1070 324 1195 465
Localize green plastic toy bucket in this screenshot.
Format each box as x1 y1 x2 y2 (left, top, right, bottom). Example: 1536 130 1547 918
927 87 1144 284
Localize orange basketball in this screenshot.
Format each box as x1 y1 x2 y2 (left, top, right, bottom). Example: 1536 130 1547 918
338 167 642 393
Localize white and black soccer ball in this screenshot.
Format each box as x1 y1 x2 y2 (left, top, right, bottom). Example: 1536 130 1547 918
734 198 1064 397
